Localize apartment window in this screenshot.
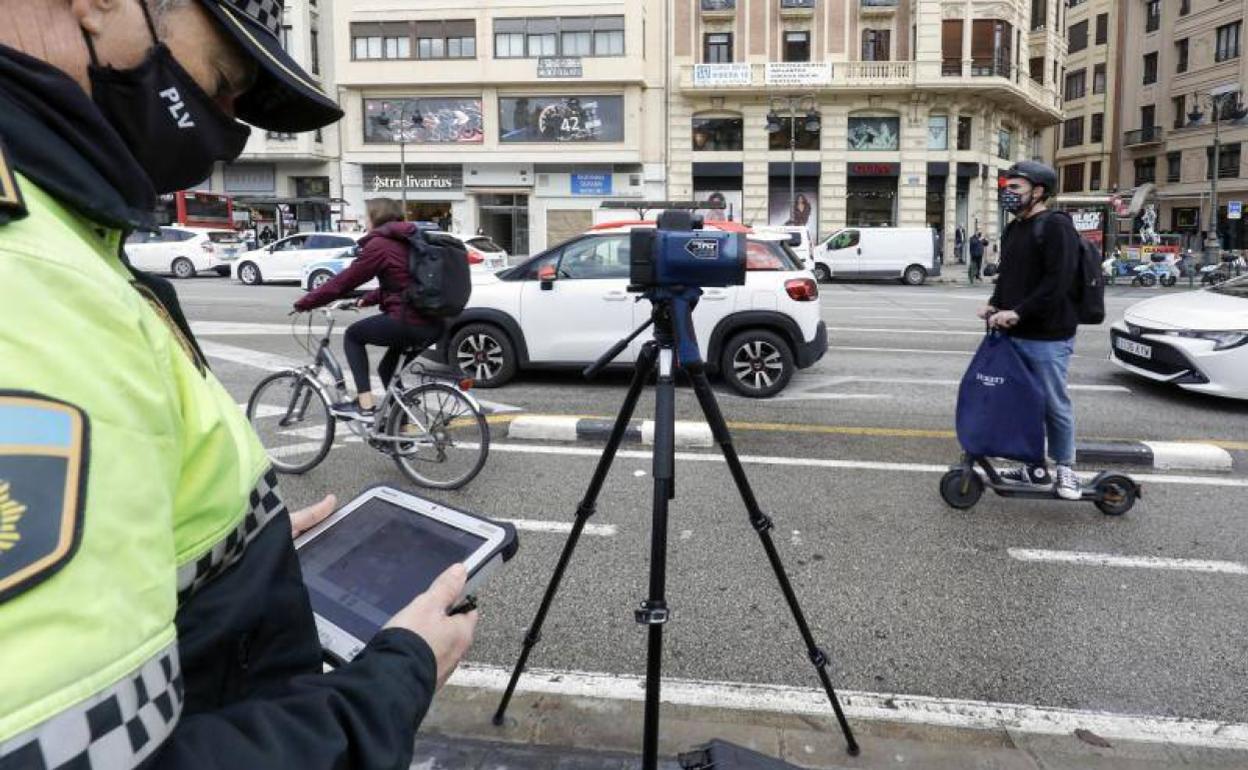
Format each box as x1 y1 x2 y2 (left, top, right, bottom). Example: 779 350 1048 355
1092 63 1106 94
1031 0 1046 31
494 16 624 58
1090 161 1102 190
1068 20 1087 54
692 117 744 151
942 20 963 75
1135 156 1156 185
281 25 291 51
1064 69 1086 101
310 28 320 74
1207 143 1242 179
770 117 821 150
1091 112 1104 142
1168 151 1182 183
1176 39 1188 73
415 21 476 59
1180 0 1190 15
784 31 811 62
704 33 733 63
862 29 891 61
1095 13 1108 45
1216 22 1242 62
929 115 949 150
957 116 973 150
1142 52 1157 85
971 19 1013 77
1062 163 1084 193
1063 116 1084 147
1141 105 1156 129
998 128 1012 160
1029 57 1044 83
1172 95 1187 129
1145 0 1160 33
351 22 413 60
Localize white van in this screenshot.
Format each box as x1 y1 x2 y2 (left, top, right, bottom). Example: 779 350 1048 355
814 227 940 286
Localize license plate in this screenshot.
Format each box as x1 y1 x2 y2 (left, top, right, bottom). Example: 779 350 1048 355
1115 337 1152 359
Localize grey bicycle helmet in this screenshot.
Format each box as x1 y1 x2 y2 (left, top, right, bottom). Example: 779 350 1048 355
1003 161 1058 199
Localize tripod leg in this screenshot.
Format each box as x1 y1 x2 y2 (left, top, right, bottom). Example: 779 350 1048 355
639 346 677 770
686 367 860 756
493 341 660 726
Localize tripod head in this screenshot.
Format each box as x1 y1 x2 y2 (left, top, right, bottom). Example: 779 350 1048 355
583 286 705 380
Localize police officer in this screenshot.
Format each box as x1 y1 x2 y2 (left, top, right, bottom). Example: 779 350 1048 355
0 1 476 768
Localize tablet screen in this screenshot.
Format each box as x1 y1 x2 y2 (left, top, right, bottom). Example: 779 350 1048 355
299 497 487 643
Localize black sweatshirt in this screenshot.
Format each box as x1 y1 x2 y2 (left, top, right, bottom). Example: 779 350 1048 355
989 210 1080 340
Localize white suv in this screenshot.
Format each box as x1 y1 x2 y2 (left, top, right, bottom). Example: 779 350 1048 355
124 226 243 278
433 221 827 397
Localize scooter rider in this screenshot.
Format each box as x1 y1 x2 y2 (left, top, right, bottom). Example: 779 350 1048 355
976 161 1083 500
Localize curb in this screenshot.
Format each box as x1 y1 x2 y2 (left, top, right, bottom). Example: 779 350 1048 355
1077 440 1234 472
507 415 714 448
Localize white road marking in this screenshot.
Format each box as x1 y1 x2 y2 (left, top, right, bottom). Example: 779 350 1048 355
497 518 616 537
193 321 324 336
484 441 1248 488
822 306 952 312
827 326 984 336
1008 548 1248 575
448 663 1248 750
829 345 974 356
835 376 1129 393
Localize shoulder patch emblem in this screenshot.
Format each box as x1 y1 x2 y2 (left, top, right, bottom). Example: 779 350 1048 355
0 393 89 602
0 136 27 225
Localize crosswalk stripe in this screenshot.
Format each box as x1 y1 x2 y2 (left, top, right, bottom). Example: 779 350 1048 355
1008 548 1248 575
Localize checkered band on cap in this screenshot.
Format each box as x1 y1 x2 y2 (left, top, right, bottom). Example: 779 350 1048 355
176 468 287 602
220 0 284 39
0 642 183 770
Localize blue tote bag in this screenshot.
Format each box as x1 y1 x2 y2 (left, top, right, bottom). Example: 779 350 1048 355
955 332 1047 465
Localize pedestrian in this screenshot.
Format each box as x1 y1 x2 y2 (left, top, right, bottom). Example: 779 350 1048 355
0 1 476 768
955 225 965 264
968 230 986 283
976 161 1082 500
293 198 446 421
260 224 276 244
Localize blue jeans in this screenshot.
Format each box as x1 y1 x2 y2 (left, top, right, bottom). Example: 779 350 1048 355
1010 336 1076 466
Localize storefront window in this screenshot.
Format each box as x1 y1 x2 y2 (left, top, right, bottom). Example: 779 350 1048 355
692 117 744 151
847 117 900 151
928 116 948 150
846 177 897 226
364 98 484 144
500 96 624 142
768 118 820 150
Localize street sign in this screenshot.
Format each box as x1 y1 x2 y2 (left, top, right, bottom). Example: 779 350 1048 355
1229 201 1243 220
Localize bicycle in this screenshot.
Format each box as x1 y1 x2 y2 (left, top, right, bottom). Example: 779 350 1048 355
246 304 489 489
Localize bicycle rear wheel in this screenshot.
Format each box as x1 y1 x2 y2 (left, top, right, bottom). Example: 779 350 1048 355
247 370 335 474
385 382 489 489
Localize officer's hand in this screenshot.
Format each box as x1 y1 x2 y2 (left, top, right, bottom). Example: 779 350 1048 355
989 310 1020 329
290 494 336 538
385 563 478 690
976 304 997 320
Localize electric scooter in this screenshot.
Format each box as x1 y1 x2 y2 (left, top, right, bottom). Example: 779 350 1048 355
939 454 1141 516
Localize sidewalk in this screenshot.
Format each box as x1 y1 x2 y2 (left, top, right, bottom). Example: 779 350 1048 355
411 679 1248 769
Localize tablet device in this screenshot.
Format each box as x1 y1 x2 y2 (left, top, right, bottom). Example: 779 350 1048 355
294 485 518 662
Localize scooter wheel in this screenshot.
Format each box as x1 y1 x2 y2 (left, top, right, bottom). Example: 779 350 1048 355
940 469 984 510
1094 474 1137 516
1139 273 1157 287
1160 274 1177 287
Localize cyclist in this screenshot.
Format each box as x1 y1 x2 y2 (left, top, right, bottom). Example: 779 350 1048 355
294 198 443 421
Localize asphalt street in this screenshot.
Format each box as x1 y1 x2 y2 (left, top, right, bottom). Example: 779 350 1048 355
173 275 1248 728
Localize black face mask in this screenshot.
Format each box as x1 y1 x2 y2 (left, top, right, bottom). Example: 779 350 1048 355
84 4 250 193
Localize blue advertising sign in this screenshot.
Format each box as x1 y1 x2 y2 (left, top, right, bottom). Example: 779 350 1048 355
571 173 612 196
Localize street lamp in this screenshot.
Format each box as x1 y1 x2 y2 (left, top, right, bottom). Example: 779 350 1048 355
766 95 821 227
1186 91 1247 258
374 102 423 214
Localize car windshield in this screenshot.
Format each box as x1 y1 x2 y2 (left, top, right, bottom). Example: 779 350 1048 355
1209 274 1248 298
208 231 241 243
468 237 505 253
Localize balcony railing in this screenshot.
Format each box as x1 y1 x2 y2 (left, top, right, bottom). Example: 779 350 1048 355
700 0 736 11
1123 126 1165 146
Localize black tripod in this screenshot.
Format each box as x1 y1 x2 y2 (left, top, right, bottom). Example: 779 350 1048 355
492 288 859 768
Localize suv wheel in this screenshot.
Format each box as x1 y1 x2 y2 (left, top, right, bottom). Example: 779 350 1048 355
171 257 196 279
721 330 794 398
902 265 927 286
813 263 832 283
238 262 262 285
450 323 518 388
308 270 333 291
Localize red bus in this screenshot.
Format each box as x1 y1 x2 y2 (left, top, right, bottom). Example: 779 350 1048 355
157 191 235 228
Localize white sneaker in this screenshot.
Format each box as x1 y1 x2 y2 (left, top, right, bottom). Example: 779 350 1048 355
1055 465 1081 500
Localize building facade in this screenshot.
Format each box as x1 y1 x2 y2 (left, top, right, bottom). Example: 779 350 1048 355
207 0 343 237
1051 0 1119 197
669 0 1064 261
1117 0 1248 252
334 0 667 256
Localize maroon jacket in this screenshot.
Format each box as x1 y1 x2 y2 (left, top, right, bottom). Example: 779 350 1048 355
293 221 431 325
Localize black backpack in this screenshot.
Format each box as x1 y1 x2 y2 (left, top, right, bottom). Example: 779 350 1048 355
1030 210 1105 325
403 231 472 318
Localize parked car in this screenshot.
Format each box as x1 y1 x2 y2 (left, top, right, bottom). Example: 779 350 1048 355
1109 274 1248 400
813 227 939 285
300 232 501 292
456 234 510 270
428 220 827 398
124 226 243 278
232 232 362 285
754 225 815 271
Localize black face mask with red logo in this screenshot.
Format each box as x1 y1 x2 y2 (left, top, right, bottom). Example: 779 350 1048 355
84 1 250 193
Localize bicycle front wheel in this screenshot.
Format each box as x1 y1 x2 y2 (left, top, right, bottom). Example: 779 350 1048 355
385 383 489 489
247 370 335 474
